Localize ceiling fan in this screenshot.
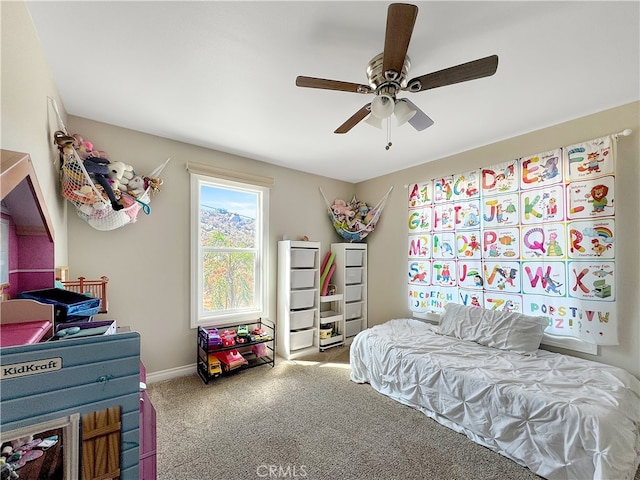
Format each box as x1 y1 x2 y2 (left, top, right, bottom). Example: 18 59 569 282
295 3 498 136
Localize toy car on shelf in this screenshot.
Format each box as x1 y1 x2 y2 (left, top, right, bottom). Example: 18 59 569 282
252 327 264 336
212 349 247 372
251 326 272 341
220 330 236 347
207 355 222 377
237 325 249 337
202 328 222 348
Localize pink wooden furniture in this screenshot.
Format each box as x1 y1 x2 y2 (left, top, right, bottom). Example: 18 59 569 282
0 298 54 347
139 362 157 479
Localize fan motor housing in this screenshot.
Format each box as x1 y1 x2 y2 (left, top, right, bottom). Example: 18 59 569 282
367 52 411 96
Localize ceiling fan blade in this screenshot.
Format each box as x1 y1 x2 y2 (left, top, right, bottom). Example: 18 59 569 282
382 3 418 81
403 98 434 131
334 104 372 134
406 55 499 93
296 76 372 94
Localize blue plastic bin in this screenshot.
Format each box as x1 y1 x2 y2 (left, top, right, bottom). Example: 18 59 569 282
18 288 101 323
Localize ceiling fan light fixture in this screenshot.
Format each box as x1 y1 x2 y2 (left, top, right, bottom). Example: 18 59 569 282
365 113 384 129
371 93 395 119
394 98 416 126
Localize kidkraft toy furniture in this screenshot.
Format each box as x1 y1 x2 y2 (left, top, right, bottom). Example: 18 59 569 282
350 303 640 480
1 331 142 479
0 299 54 347
1 149 156 478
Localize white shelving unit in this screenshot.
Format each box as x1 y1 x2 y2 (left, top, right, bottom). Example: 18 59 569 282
277 240 320 359
331 243 367 344
319 294 344 351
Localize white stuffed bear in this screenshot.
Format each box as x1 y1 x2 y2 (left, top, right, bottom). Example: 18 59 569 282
108 160 134 192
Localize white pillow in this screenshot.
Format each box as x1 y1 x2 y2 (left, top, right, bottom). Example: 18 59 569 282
439 303 548 355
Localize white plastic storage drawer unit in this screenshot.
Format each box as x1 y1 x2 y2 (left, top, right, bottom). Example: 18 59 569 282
290 289 315 310
278 240 321 360
345 302 363 320
291 269 316 289
290 328 315 351
345 267 363 285
345 319 362 337
345 285 363 303
290 309 315 330
291 248 316 268
345 249 364 267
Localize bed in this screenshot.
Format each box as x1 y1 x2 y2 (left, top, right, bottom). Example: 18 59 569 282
1 299 54 347
350 303 640 480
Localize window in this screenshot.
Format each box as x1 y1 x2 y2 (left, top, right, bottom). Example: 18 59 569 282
1 218 8 285
190 173 269 328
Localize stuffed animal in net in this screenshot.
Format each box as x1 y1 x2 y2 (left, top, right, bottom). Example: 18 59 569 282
127 175 146 197
54 131 118 211
72 134 108 161
70 133 123 211
83 157 123 211
144 176 163 195
73 185 110 215
54 130 75 157
107 160 134 192
331 198 355 221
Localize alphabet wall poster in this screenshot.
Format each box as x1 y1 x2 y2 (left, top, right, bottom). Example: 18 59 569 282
407 136 617 345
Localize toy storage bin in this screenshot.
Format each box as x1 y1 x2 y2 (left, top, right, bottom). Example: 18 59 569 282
320 309 341 324
345 319 362 337
290 249 316 268
18 288 101 323
290 309 315 330
345 302 362 320
290 328 315 350
320 333 343 346
61 276 109 313
345 250 364 267
52 320 117 339
290 269 316 289
290 289 315 310
345 285 363 303
345 267 363 285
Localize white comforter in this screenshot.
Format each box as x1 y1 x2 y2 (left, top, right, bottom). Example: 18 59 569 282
350 318 640 480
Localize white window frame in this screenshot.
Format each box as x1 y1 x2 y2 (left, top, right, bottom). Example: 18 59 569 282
190 173 270 328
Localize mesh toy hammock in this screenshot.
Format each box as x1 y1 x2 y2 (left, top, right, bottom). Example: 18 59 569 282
320 187 393 242
50 98 170 231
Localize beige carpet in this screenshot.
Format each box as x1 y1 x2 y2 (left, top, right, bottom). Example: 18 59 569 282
147 346 639 480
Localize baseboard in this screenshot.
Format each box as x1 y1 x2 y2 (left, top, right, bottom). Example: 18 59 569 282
147 363 196 384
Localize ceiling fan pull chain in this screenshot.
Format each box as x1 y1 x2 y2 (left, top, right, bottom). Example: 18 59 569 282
386 118 392 150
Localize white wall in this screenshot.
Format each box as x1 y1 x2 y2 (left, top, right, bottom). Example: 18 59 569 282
1 1 68 265
358 102 640 378
65 116 353 374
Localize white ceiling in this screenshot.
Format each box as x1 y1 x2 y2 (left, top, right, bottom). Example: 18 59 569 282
26 1 639 183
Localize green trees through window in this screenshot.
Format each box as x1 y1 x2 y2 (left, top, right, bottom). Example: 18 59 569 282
191 175 269 328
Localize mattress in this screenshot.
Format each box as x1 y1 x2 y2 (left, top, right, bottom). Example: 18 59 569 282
1 320 51 347
350 318 640 480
